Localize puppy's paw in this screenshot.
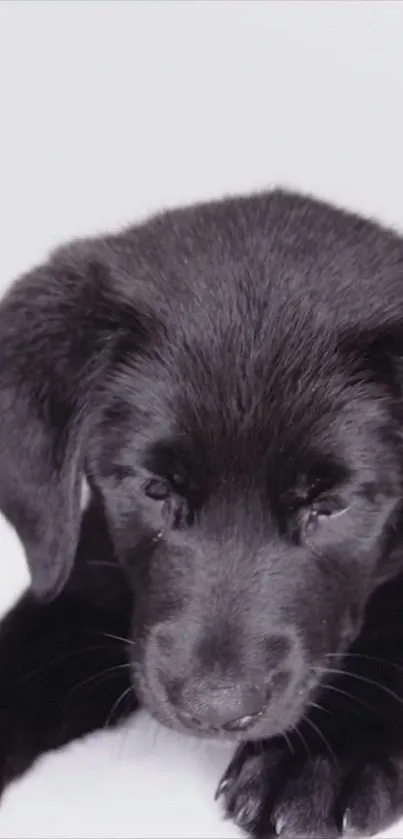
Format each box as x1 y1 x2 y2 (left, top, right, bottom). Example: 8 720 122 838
216 740 403 838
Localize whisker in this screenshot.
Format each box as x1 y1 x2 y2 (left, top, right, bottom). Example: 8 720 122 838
320 681 381 717
303 716 337 765
325 651 403 676
308 700 333 717
290 724 311 759
87 630 137 648
19 644 118 686
68 663 131 701
282 730 295 756
118 718 134 761
313 665 403 710
152 721 161 752
104 686 133 728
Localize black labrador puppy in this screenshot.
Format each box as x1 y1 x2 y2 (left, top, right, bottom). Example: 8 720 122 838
1 190 403 837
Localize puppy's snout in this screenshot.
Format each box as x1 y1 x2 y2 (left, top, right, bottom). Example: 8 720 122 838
151 622 295 734
167 678 269 732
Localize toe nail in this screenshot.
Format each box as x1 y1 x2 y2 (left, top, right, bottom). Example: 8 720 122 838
235 804 250 827
274 815 286 836
215 777 229 801
342 810 359 836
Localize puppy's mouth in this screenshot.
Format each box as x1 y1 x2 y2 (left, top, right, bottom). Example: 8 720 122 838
132 663 327 743
174 704 267 737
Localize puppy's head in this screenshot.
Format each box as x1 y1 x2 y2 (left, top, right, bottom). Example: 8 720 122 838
2 192 403 742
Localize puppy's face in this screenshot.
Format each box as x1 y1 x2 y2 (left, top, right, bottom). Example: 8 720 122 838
90 331 402 742
2 191 403 744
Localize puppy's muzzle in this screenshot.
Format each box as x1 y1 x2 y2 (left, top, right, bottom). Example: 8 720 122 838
167 678 269 733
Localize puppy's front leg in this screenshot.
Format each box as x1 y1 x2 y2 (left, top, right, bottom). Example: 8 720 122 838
0 503 137 797
217 579 403 839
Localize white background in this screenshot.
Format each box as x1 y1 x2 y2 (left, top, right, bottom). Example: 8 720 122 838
1 1 403 836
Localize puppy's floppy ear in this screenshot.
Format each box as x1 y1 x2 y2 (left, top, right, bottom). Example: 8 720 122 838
0 247 147 601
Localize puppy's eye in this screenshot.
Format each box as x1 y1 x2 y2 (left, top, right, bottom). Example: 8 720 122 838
303 496 347 538
144 478 171 501
312 496 344 517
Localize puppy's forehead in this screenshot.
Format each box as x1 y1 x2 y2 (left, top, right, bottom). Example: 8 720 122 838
168 303 346 433
116 313 360 479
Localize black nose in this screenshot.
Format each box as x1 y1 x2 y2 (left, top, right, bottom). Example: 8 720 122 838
167 680 268 732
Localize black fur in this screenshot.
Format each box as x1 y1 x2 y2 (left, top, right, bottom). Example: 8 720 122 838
2 190 403 836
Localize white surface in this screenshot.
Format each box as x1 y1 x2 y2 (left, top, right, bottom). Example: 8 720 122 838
1 1 403 836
